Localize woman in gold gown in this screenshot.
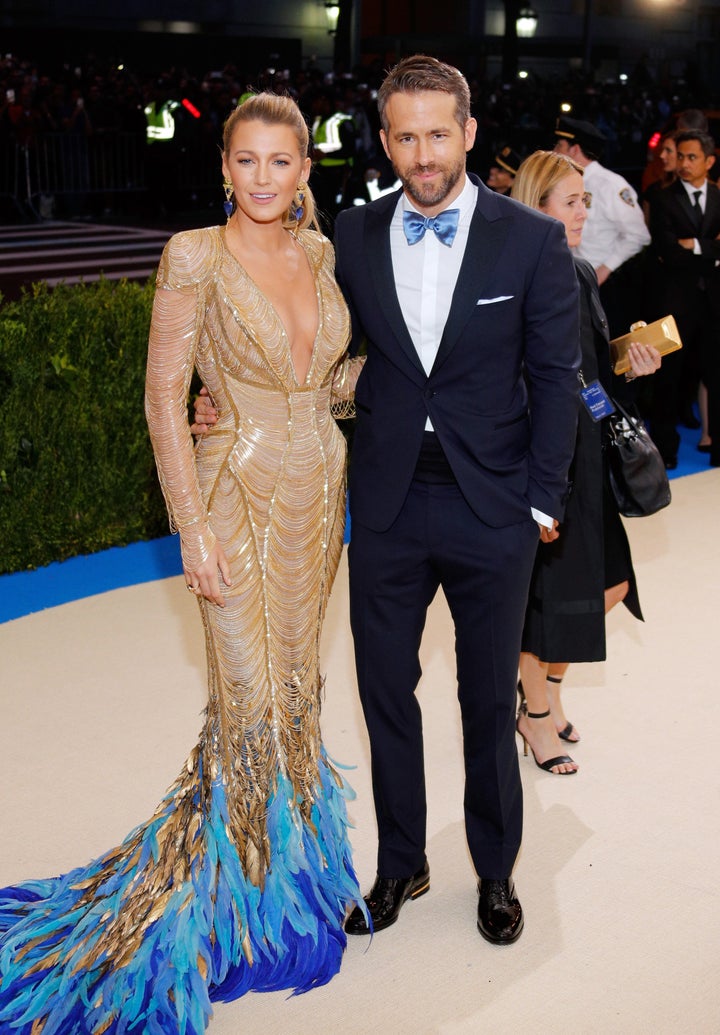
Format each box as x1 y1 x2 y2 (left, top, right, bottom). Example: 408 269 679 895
0 93 364 1032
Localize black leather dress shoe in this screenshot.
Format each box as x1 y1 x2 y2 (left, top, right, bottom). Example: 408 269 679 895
477 878 524 945
345 860 430 935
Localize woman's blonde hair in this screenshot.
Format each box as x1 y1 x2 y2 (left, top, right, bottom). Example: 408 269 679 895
222 92 317 231
511 150 584 212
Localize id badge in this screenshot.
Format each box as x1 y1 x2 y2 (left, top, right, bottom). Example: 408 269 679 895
580 380 615 422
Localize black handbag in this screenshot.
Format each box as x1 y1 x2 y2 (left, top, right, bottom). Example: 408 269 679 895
606 399 671 517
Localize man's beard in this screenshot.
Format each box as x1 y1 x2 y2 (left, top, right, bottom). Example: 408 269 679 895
396 155 465 209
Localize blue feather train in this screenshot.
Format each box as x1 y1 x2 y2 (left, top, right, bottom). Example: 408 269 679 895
0 750 362 1033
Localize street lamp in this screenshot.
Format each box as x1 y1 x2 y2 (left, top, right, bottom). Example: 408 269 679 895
516 7 538 37
324 2 340 35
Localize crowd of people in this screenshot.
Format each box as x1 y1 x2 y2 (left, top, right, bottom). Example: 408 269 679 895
0 47 716 218
0 46 717 1032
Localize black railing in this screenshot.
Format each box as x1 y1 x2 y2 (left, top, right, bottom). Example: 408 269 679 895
1 131 221 219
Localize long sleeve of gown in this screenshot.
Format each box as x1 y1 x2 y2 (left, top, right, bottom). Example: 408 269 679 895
330 354 365 418
145 269 216 574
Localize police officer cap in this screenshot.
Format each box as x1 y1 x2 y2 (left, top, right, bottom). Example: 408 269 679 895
494 145 522 176
555 116 606 158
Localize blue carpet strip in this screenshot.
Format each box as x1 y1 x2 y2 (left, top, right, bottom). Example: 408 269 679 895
0 429 711 625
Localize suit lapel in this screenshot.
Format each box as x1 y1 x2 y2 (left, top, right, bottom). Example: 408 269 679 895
672 179 720 236
365 190 426 376
700 181 720 235
432 184 509 374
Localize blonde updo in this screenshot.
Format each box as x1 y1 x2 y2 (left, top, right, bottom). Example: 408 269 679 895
222 92 318 232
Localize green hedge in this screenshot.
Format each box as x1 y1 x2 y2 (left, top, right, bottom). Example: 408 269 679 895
0 278 169 574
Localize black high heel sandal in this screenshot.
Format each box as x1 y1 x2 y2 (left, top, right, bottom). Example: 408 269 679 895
516 701 577 775
546 675 580 742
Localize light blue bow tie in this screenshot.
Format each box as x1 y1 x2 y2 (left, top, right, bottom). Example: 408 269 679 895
403 208 460 247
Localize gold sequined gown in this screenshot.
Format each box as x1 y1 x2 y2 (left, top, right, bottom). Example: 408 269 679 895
0 226 364 1033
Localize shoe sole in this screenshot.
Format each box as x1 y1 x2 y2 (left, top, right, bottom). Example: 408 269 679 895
409 877 430 900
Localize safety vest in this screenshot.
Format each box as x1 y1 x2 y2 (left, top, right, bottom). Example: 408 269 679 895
312 113 354 167
144 100 179 143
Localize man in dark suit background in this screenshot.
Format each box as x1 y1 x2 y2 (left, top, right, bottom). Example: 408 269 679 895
335 56 581 945
648 130 720 468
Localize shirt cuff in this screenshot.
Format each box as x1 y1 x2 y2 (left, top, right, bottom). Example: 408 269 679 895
693 238 701 255
531 507 554 529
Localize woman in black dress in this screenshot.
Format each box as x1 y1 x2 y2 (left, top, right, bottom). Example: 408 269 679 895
512 151 661 774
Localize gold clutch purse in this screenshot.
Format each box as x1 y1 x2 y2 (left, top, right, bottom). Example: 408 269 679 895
610 315 682 375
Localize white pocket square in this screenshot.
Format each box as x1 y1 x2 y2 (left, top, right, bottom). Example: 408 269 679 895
476 295 514 305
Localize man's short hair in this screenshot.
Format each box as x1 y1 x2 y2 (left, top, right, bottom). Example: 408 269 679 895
377 54 471 133
675 130 716 159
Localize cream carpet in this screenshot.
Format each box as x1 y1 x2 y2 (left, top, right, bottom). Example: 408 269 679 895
1 470 719 1034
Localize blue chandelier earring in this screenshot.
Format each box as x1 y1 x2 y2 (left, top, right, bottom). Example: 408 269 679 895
223 179 234 218
293 181 307 222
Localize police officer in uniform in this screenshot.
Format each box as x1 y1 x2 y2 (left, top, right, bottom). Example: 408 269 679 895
143 78 180 215
486 145 522 196
554 116 650 337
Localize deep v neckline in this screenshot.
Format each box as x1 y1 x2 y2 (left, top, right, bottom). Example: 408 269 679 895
220 226 321 387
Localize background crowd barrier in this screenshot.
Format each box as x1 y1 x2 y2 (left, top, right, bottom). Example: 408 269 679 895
0 138 22 215
0 131 220 219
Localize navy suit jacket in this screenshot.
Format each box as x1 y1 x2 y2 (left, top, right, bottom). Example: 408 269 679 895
334 175 581 532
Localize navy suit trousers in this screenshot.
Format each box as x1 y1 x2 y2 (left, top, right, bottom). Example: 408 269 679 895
348 479 539 880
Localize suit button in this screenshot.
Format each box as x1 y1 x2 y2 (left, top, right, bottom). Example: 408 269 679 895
424 389 435 399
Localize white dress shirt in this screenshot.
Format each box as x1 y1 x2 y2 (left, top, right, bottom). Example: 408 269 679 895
390 174 476 389
389 176 553 527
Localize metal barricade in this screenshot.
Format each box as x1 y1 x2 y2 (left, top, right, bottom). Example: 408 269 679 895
0 139 22 215
4 130 223 219
27 131 145 201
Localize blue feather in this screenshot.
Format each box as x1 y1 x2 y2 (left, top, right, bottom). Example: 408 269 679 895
0 748 363 1030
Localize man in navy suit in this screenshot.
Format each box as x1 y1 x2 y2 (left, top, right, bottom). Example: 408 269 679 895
648 130 720 468
336 56 581 944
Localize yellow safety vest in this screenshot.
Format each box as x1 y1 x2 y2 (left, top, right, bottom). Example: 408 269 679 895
312 113 354 167
144 101 179 143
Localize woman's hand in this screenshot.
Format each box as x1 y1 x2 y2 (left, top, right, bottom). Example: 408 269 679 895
626 342 662 379
185 543 232 607
190 386 218 435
